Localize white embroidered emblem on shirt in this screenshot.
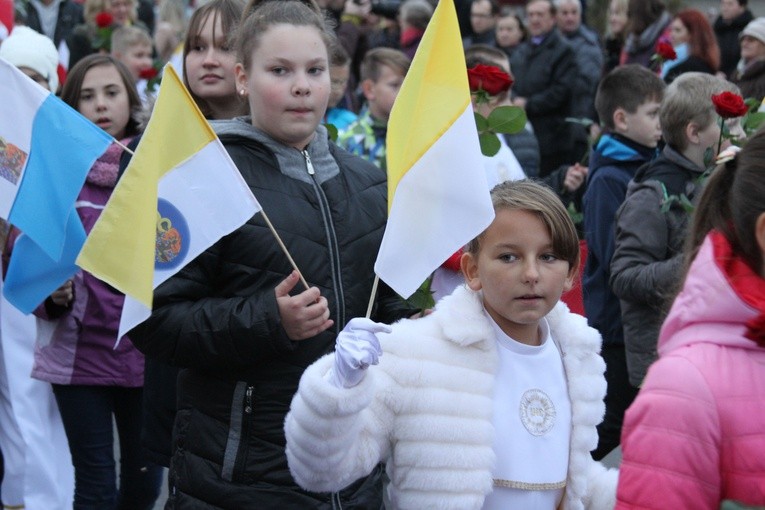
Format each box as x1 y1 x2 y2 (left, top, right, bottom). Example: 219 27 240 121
519 389 556 436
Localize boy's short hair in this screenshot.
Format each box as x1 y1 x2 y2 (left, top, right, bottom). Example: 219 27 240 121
466 180 581 272
595 64 665 130
465 44 509 72
660 72 741 151
111 25 152 55
329 38 350 68
360 48 411 83
400 0 433 31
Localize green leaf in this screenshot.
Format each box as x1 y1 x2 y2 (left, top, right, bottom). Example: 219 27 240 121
744 112 765 133
404 277 435 310
474 112 489 132
487 106 526 134
478 132 501 156
325 123 338 141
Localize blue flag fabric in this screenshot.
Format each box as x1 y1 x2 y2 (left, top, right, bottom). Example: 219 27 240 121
0 58 112 313
4 214 86 313
7 94 112 259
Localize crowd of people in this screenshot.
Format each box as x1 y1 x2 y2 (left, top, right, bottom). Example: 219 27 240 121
0 0 764 508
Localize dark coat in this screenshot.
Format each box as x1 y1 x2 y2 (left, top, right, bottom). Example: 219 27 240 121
734 59 765 102
582 133 657 348
510 29 578 169
21 0 82 48
714 9 754 78
663 55 716 84
610 145 704 386
129 122 413 508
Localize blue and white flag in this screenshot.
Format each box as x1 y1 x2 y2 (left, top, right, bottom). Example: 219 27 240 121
0 57 112 312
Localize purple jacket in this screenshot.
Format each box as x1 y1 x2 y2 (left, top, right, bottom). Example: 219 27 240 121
31 142 145 386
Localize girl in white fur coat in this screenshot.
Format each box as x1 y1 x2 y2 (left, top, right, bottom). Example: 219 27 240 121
285 180 618 510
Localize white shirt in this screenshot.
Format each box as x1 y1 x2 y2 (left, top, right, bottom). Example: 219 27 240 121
482 314 571 510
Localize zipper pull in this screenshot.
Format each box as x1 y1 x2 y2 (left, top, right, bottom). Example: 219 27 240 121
244 385 253 414
302 149 315 175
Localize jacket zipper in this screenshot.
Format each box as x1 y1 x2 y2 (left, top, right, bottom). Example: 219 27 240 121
302 149 345 332
231 384 254 480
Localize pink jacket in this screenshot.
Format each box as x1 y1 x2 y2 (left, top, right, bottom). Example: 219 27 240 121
616 232 765 509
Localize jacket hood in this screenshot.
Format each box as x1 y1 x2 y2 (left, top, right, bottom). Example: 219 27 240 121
588 133 656 180
212 117 339 186
633 144 703 188
658 233 764 356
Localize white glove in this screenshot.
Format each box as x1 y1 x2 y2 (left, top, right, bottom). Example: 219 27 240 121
326 318 391 388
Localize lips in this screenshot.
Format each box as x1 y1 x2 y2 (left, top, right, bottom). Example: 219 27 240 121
517 294 543 300
96 117 111 127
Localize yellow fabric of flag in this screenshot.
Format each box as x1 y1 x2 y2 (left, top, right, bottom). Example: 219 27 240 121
77 67 216 307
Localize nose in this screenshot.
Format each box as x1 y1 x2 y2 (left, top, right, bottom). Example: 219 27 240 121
203 46 218 67
292 71 311 96
95 92 107 111
522 259 540 283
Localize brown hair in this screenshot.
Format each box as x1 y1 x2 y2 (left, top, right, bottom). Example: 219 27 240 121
674 9 720 72
660 72 739 152
235 0 333 72
183 0 248 117
466 180 581 274
360 47 411 83
60 54 141 138
595 64 665 130
685 126 765 274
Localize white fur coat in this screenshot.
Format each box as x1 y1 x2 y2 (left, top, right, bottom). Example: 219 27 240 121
285 286 617 509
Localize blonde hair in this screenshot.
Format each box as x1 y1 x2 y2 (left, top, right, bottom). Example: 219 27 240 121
466 180 581 273
660 72 740 151
111 25 152 54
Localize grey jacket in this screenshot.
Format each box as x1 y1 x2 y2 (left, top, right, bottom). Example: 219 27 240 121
610 146 704 386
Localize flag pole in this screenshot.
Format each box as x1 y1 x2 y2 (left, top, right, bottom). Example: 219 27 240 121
112 138 135 156
365 274 379 319
260 210 310 291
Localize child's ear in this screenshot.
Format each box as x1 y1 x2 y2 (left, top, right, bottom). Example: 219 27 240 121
613 107 627 132
756 212 765 277
562 264 576 293
361 79 375 102
685 121 701 146
461 251 482 291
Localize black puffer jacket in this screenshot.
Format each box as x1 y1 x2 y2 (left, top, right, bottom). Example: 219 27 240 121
130 120 412 508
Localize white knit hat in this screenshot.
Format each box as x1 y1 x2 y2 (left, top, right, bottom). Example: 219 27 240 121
0 26 59 91
740 17 765 45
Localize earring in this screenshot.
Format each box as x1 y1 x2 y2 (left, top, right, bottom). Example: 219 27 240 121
239 89 247 97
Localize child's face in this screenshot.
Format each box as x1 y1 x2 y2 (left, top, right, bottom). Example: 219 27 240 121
117 43 152 81
462 208 574 345
496 16 522 48
328 63 350 108
78 64 131 139
364 64 404 122
185 13 238 106
607 0 627 35
618 99 662 148
109 0 132 25
236 24 330 150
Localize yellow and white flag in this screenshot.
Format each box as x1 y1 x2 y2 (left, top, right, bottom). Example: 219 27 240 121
374 0 495 298
77 65 260 339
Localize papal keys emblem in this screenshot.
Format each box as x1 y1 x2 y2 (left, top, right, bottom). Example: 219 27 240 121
155 198 190 270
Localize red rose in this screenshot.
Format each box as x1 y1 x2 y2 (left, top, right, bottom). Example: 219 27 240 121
441 248 463 272
139 67 159 80
467 64 513 96
711 91 748 118
654 41 677 61
94 11 114 28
